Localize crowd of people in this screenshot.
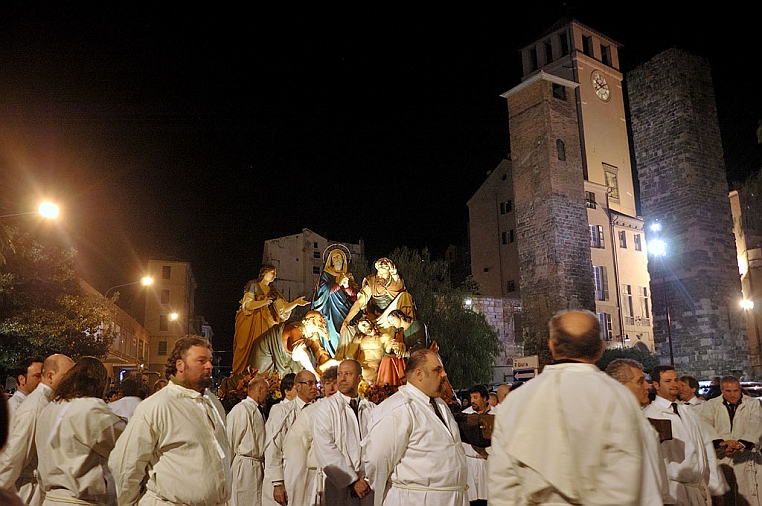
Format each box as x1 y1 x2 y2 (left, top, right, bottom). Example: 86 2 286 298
3 308 762 505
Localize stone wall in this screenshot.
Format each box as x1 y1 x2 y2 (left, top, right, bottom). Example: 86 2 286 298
467 295 523 364
505 75 596 365
627 48 749 377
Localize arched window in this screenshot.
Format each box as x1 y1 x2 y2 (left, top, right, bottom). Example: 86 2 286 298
556 139 566 161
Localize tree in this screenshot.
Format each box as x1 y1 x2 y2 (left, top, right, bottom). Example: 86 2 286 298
0 225 116 380
382 246 500 388
596 346 661 375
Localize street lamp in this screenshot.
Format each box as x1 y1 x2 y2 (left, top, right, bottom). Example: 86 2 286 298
0 201 60 220
648 233 674 366
105 276 154 299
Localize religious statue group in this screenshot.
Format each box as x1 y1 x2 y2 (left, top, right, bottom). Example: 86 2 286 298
231 249 429 386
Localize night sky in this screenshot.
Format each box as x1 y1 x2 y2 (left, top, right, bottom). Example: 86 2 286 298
1 3 760 355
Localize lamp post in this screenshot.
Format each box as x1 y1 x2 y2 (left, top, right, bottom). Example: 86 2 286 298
105 277 154 299
649 223 674 366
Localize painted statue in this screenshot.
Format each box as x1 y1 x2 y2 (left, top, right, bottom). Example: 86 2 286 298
231 265 308 374
340 257 415 335
387 309 428 356
248 310 335 378
311 247 358 356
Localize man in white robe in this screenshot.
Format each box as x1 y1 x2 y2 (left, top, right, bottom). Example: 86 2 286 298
109 336 231 506
678 376 705 406
489 310 650 505
460 384 492 505
282 365 338 506
699 375 762 506
107 377 143 421
313 359 375 505
6 356 43 418
643 365 728 505
264 369 318 506
0 354 73 506
227 376 270 506
605 358 672 505
363 349 468 506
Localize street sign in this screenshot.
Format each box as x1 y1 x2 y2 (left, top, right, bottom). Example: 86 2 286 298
512 355 539 382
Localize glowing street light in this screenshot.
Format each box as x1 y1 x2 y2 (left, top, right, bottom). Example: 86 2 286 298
742 299 755 310
649 239 667 257
0 201 60 220
169 312 179 321
38 201 59 219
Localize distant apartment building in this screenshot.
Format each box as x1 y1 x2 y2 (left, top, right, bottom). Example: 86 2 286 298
262 228 366 301
143 258 201 376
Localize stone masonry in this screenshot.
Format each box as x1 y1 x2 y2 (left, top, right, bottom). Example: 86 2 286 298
505 74 596 365
627 48 749 377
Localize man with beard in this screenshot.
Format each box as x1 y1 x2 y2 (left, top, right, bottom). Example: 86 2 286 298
460 385 492 506
363 349 467 505
110 336 231 506
313 359 375 505
489 310 650 506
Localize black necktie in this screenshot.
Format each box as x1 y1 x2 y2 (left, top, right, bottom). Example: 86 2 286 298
671 402 681 418
349 398 359 420
258 404 267 422
430 397 448 427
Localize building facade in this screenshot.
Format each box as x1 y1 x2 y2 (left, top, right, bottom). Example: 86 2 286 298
468 20 654 362
143 259 200 376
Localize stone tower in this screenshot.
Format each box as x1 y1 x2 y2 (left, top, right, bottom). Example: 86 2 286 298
627 48 749 377
502 72 596 364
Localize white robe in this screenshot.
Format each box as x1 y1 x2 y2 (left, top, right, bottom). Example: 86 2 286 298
489 362 652 506
264 397 308 506
460 406 491 502
109 382 231 506
36 397 125 506
283 400 323 506
0 383 54 506
643 395 728 506
699 395 762 506
107 395 142 421
6 390 27 419
362 384 468 506
313 393 375 506
227 396 267 506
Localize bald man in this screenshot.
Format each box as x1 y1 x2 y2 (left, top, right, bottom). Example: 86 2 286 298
0 354 74 506
227 377 270 506
489 310 650 505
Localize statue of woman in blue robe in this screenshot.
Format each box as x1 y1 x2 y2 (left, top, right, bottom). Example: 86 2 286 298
311 248 358 356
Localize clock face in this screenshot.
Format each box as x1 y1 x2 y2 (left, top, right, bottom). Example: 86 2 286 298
591 71 611 102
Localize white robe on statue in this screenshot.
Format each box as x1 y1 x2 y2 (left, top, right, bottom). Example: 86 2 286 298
699 395 762 506
643 395 728 506
489 362 653 506
264 397 308 506
109 381 231 506
36 397 125 506
363 383 467 506
227 396 267 506
460 406 491 502
0 383 54 506
313 393 375 506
